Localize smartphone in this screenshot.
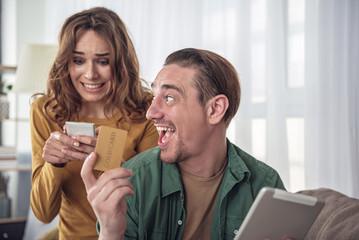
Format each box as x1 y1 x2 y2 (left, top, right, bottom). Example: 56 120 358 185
65 121 95 137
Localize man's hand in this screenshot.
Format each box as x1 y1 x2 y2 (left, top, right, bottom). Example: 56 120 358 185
81 152 134 239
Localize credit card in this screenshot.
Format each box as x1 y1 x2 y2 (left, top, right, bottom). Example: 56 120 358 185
93 126 128 171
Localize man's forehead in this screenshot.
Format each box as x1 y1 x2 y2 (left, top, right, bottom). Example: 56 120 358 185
151 64 195 91
150 79 184 96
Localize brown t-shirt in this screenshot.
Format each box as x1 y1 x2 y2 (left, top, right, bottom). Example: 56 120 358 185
180 160 227 240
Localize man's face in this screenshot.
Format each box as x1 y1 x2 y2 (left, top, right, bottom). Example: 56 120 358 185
146 64 211 164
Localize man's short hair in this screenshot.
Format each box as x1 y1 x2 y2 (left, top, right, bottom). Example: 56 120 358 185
164 48 241 126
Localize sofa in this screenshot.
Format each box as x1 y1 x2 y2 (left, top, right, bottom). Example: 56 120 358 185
23 188 359 240
298 188 359 240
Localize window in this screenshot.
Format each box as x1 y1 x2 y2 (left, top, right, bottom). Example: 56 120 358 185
249 0 306 192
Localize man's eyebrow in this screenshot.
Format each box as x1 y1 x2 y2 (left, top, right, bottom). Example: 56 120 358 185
151 83 184 95
72 51 109 57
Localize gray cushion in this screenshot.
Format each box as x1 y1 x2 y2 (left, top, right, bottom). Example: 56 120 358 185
297 188 359 240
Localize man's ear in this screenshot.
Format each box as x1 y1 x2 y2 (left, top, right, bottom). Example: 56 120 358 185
207 94 229 125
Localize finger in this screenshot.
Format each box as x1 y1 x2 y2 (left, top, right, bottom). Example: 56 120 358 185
106 186 134 209
43 152 68 164
81 152 98 190
43 143 71 164
96 168 133 188
89 177 134 205
64 143 94 157
60 147 89 161
95 127 101 136
72 135 97 147
52 131 80 148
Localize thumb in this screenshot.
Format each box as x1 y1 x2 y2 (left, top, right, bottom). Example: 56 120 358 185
81 152 98 191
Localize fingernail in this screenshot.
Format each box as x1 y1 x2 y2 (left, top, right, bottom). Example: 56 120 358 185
87 152 95 160
54 132 60 140
74 142 79 147
61 149 67 154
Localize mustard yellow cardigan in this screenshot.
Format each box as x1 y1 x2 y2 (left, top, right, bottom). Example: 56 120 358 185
30 97 158 240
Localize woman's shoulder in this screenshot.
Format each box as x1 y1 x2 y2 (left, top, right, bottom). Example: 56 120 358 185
31 95 58 108
30 95 57 117
31 95 48 109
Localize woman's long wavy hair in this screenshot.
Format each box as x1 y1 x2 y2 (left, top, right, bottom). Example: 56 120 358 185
40 7 151 128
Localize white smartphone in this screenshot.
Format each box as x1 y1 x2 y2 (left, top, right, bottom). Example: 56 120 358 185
65 121 95 137
233 187 324 240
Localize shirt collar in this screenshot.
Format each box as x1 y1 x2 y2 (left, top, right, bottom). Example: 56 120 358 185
159 138 251 197
161 161 183 197
226 138 251 183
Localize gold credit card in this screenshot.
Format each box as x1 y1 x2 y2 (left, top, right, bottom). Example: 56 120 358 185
93 126 128 171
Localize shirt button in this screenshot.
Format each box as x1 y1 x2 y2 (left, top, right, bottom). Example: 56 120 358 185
178 220 183 225
234 229 239 235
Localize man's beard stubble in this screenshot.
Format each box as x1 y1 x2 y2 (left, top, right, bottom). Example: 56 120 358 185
159 138 191 164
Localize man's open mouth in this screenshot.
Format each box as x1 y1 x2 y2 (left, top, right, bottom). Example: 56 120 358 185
157 126 174 144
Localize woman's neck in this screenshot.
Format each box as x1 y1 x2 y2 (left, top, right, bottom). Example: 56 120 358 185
79 102 118 119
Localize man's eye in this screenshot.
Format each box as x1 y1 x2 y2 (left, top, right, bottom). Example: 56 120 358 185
166 96 174 102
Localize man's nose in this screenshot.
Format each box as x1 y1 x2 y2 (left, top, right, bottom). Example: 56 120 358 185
146 97 163 120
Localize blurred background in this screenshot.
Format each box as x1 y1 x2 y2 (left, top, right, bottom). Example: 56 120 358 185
0 0 358 238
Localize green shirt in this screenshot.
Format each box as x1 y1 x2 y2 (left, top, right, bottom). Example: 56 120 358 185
105 139 285 239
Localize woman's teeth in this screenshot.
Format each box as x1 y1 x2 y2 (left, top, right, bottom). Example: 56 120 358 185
84 83 102 89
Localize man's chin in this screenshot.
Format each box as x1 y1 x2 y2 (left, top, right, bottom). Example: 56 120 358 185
159 140 187 164
159 151 178 164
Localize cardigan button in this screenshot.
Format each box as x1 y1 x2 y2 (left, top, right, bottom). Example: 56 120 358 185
178 220 183 225
234 229 239 235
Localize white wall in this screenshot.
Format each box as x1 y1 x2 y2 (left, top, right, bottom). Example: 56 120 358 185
1 0 47 148
1 0 48 224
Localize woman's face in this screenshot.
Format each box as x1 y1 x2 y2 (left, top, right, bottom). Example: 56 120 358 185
68 30 113 107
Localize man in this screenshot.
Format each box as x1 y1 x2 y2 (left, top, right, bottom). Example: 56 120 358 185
81 48 285 239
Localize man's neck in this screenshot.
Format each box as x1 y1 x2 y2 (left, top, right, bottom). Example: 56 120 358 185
178 137 227 178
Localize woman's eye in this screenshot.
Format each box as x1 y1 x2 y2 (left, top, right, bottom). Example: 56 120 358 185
166 96 174 102
98 59 109 66
73 58 83 65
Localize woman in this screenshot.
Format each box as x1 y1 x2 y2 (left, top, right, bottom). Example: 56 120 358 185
30 7 158 239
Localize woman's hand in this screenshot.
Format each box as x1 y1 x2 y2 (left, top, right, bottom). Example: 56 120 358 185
42 131 97 165
81 152 134 239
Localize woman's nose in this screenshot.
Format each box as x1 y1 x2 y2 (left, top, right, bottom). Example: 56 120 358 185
84 63 98 80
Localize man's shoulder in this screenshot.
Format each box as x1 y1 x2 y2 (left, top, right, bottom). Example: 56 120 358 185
122 147 161 171
228 142 263 168
230 142 272 170
228 142 282 186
